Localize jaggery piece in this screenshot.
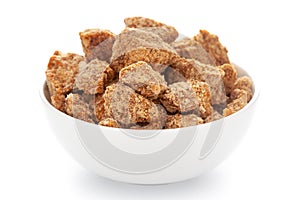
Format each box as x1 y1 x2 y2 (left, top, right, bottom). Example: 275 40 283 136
223 89 248 116
193 29 230 66
75 59 114 94
82 93 106 122
217 63 237 95
171 38 215 65
103 83 162 128
160 82 199 113
79 29 115 62
188 79 213 119
124 17 178 43
136 27 178 43
204 110 224 123
233 76 253 102
188 59 227 104
110 28 178 73
46 51 84 111
119 61 168 99
50 94 66 112
65 93 95 123
165 114 204 129
164 59 227 104
99 118 119 128
130 104 167 129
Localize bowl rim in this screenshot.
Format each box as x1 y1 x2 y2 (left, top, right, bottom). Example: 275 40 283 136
40 65 259 131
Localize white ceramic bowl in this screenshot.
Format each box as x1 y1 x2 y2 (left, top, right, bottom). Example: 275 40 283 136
40 65 258 185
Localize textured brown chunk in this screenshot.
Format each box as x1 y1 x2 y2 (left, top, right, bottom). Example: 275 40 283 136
233 76 253 102
75 59 114 94
217 63 237 95
171 38 215 65
124 17 178 43
165 114 203 129
205 110 223 123
223 89 248 116
130 104 167 129
99 118 119 128
160 82 199 113
119 61 167 99
110 28 178 73
65 93 94 123
79 29 115 62
46 51 84 111
193 30 230 66
50 94 66 112
103 83 163 128
188 79 213 119
188 59 227 104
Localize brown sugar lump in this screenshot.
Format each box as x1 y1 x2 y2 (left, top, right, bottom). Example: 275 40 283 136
171 38 215 65
75 59 114 94
102 83 164 128
46 51 84 111
65 93 95 123
160 80 213 119
79 29 115 62
188 59 227 105
99 118 119 128
193 29 230 66
130 104 167 130
160 82 199 113
119 61 168 99
124 17 178 43
187 79 213 119
165 114 204 129
223 89 248 116
110 28 178 73
217 63 237 95
233 76 253 102
82 93 106 123
204 110 224 123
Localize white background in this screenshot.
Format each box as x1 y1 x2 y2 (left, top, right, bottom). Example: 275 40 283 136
0 0 299 199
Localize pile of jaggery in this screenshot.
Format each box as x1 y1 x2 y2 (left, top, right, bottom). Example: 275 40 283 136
45 17 253 129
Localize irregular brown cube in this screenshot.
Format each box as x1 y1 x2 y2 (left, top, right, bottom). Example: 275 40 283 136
165 114 204 129
110 28 178 73
75 59 114 94
204 110 224 123
223 89 248 116
171 38 215 65
188 79 213 119
119 61 168 99
65 93 95 123
79 29 115 62
233 76 253 102
188 59 227 105
99 118 119 128
217 63 237 95
124 16 178 43
103 83 163 128
160 82 199 113
193 29 230 66
130 104 167 129
46 51 84 111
